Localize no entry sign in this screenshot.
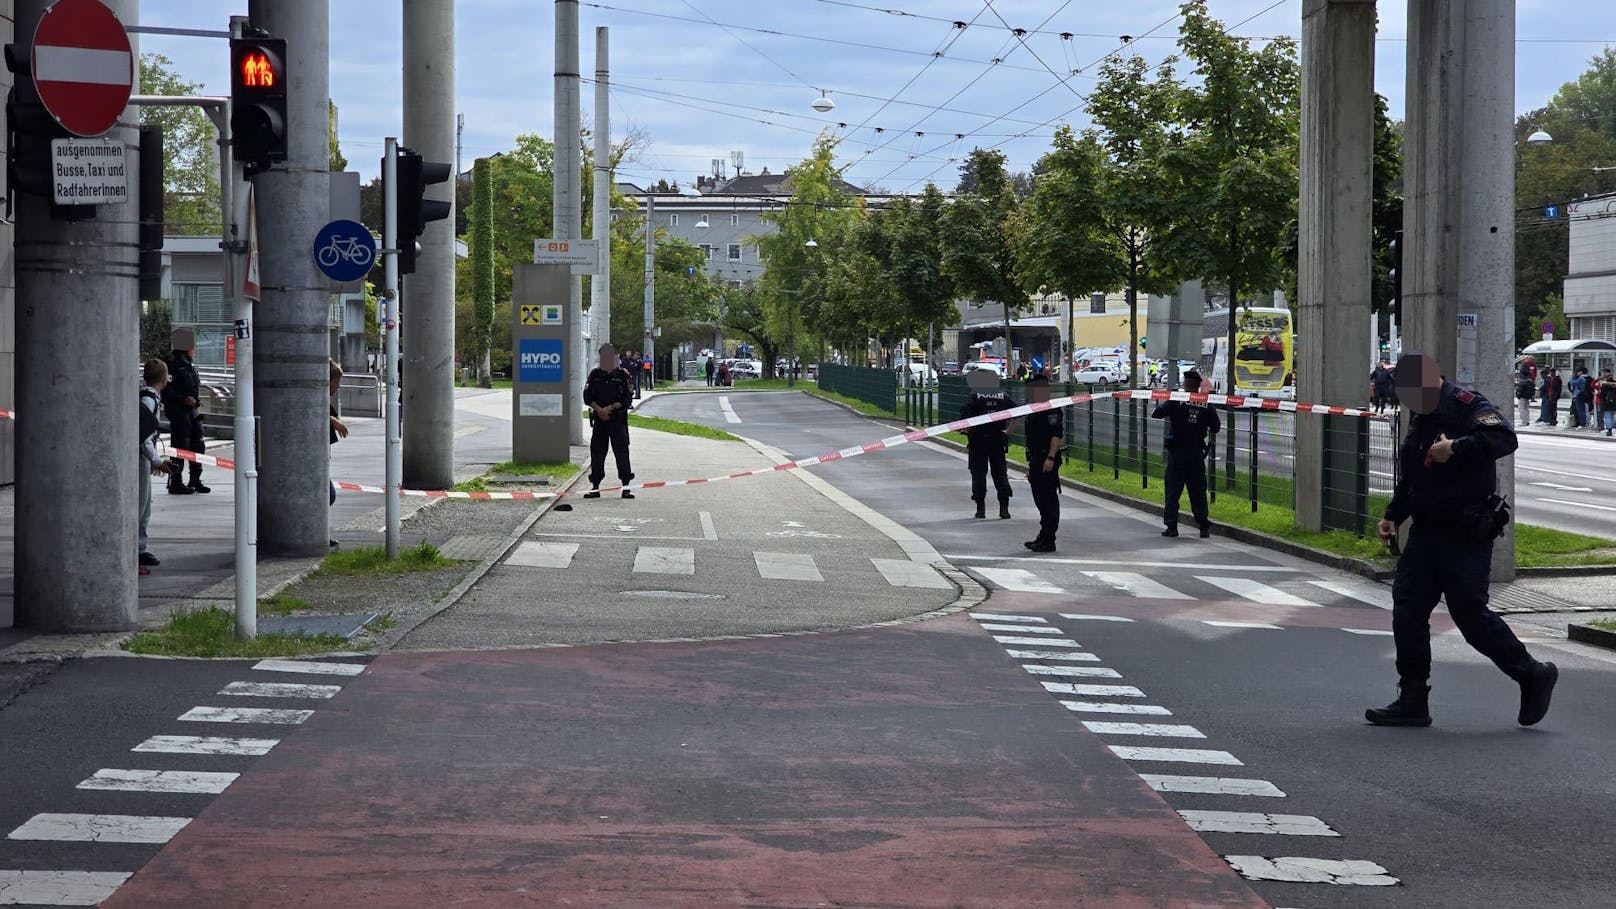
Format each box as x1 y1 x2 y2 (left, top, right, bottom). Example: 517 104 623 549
32 0 135 138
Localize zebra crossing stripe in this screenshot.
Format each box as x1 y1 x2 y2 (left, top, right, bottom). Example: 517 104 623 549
1203 621 1282 630
871 558 951 589
1140 775 1285 797
1108 746 1243 765
1005 649 1100 662
1041 682 1145 697
7 813 191 844
178 706 313 725
0 870 131 906
220 681 341 699
1223 856 1398 886
979 623 1062 633
1022 664 1122 679
969 613 1047 623
1180 811 1338 836
1058 614 1134 622
993 636 1082 647
1082 721 1205 739
753 551 823 582
505 541 580 569
1197 576 1321 607
1061 701 1172 716
1308 579 1392 609
1082 571 1193 600
132 735 278 756
1344 628 1394 636
633 546 695 575
252 659 365 676
972 568 1066 594
77 769 238 795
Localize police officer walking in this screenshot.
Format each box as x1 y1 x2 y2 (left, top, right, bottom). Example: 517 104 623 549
961 368 1014 520
1368 352 1557 728
162 329 210 495
1152 370 1219 538
1022 375 1064 553
583 343 636 500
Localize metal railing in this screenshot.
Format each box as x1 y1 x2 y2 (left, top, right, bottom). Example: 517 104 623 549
817 362 898 414
932 375 1396 537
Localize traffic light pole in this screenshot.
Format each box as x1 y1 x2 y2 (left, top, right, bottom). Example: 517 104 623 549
383 138 403 560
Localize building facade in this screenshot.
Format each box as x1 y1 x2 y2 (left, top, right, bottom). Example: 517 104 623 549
1564 194 1616 343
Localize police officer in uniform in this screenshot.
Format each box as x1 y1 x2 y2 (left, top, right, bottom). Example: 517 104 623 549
1153 370 1220 538
961 368 1015 520
1368 353 1558 728
162 329 210 495
1022 375 1064 553
583 343 636 499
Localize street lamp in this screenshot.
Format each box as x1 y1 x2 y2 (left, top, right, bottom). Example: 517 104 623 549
1526 129 1553 145
812 91 835 113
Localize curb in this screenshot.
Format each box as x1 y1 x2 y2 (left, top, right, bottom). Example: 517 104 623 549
1567 622 1616 651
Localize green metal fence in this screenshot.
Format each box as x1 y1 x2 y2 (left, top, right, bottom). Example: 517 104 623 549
817 362 897 414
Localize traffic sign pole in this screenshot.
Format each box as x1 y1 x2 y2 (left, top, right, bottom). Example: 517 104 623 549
383 137 402 560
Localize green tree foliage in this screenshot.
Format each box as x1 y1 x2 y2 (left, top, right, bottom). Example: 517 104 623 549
942 149 1031 359
329 100 347 172
1370 95 1404 319
141 301 174 363
138 54 219 235
720 284 781 372
1169 0 1300 388
1014 128 1123 322
469 157 496 386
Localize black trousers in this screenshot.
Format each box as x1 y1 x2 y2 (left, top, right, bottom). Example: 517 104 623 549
165 407 205 484
1391 521 1535 685
589 418 633 487
967 438 1011 503
1163 447 1209 529
1027 457 1060 541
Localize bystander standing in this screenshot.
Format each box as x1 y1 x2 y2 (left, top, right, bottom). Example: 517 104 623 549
138 359 174 575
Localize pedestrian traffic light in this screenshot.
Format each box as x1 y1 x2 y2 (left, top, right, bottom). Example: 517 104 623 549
229 36 287 173
394 146 453 275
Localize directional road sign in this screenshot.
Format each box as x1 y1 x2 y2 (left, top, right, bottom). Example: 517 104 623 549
313 219 378 283
32 0 135 138
533 238 599 267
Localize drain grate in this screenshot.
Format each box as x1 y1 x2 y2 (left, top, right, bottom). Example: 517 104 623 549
437 535 507 562
1491 586 1605 614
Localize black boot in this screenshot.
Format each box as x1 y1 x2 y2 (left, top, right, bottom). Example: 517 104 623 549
188 466 211 494
1365 681 1432 727
973 500 986 520
1162 526 1178 538
1518 662 1558 727
1025 536 1055 553
999 499 1011 520
167 462 192 495
583 487 601 499
1199 522 1212 538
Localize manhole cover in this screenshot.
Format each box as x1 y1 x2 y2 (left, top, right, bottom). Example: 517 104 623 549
622 590 726 601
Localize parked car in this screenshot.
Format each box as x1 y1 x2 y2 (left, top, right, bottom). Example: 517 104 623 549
903 362 938 385
962 361 1006 378
1074 359 1127 386
940 360 962 376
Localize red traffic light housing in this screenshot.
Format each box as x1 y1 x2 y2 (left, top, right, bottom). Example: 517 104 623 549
230 37 287 173
394 147 453 275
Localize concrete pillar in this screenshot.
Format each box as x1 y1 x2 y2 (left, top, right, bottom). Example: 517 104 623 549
402 0 456 489
249 0 331 556
555 0 585 445
13 0 140 631
1295 0 1376 532
1403 0 1518 579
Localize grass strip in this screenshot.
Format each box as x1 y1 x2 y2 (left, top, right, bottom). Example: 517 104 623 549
124 607 348 658
1589 618 1616 632
320 542 456 575
628 412 740 441
454 460 582 492
258 594 309 617
802 384 899 419
1516 524 1616 569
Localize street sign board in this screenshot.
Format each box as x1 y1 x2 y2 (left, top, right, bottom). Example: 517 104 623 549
1545 204 1560 220
533 238 599 266
49 137 126 205
32 0 135 138
312 219 378 283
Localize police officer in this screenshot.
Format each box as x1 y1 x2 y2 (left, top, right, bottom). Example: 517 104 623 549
1368 352 1557 728
960 368 1014 520
583 343 636 500
161 329 210 495
1152 370 1219 538
1022 375 1064 553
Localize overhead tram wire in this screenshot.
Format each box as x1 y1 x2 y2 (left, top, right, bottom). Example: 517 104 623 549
676 0 823 92
981 0 1083 100
843 5 986 140
616 75 1057 128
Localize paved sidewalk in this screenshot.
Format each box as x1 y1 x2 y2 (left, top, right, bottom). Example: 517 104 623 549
0 388 528 651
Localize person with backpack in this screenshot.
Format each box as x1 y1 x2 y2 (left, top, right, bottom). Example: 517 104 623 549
1568 367 1591 429
1600 370 1616 437
138 359 176 575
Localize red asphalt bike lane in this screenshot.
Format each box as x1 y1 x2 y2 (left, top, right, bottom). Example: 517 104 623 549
107 614 1269 909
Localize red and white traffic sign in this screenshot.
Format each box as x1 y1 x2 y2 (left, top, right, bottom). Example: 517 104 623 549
31 0 134 138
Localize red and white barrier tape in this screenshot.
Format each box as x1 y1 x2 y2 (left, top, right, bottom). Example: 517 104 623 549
3 388 1383 501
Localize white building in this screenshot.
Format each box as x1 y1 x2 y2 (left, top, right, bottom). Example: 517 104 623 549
1563 193 1616 343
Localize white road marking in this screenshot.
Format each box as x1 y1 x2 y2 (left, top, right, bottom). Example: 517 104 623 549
1062 701 1172 715
8 814 190 844
1223 856 1399 886
178 706 313 725
252 659 365 676
1197 576 1320 607
870 558 951 589
1006 650 1101 662
1141 775 1285 797
1530 481 1594 492
1042 682 1145 697
1343 628 1395 636
132 735 278 756
699 511 718 541
1059 613 1135 622
969 613 1047 623
505 541 581 569
945 554 1300 572
1082 721 1205 738
1083 571 1193 600
220 681 341 699
1180 811 1338 836
77 769 238 795
1203 621 1282 630
633 546 696 575
718 396 742 423
979 623 1062 633
0 870 131 906
1108 746 1243 765
993 635 1082 647
1023 664 1122 679
1537 496 1616 513
753 551 823 582
972 568 1066 594
1307 579 1392 609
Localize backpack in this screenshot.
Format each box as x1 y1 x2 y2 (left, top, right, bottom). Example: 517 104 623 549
139 388 161 448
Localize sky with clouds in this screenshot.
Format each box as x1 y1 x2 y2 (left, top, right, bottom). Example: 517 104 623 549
140 0 1612 191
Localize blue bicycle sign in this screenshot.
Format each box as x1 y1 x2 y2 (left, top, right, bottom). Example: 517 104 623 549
313 219 378 283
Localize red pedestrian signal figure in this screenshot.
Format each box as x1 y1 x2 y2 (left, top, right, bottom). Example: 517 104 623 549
240 49 275 88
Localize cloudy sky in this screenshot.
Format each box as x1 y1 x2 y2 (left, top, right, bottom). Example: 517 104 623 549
141 0 1612 190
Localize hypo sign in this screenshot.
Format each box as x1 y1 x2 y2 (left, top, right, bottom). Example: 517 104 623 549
518 338 564 384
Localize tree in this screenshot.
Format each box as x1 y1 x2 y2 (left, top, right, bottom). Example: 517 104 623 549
138 54 219 235
468 157 495 386
1170 0 1300 395
329 100 347 171
1370 96 1404 321
720 284 782 374
1549 48 1616 145
886 185 959 355
943 149 1030 365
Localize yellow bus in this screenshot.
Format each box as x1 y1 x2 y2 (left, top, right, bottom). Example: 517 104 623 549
1200 306 1294 398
